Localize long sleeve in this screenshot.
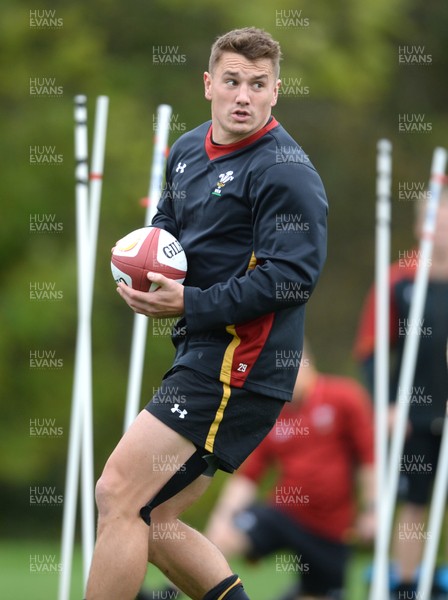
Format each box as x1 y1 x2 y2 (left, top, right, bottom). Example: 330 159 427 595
184 161 328 333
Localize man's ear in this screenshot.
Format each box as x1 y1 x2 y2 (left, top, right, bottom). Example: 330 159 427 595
204 71 212 101
271 78 281 107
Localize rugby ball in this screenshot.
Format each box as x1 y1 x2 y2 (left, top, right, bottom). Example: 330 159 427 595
111 227 187 292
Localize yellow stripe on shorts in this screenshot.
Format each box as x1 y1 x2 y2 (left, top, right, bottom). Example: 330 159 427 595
205 324 240 452
205 381 231 453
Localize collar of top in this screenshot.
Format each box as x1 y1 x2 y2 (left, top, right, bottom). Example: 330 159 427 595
205 117 279 160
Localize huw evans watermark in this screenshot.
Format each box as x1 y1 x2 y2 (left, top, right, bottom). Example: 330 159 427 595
152 46 187 65
29 77 63 98
29 214 63 233
29 9 63 29
30 145 63 165
29 282 63 301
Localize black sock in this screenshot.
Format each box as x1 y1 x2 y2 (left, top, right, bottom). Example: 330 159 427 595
202 574 249 600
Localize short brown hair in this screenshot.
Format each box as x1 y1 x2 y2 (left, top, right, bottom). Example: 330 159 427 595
208 27 282 78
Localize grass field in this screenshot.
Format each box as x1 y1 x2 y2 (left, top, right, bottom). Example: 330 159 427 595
0 538 372 599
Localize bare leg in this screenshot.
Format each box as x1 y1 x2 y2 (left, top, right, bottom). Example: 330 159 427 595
147 475 234 600
392 503 427 582
86 410 230 600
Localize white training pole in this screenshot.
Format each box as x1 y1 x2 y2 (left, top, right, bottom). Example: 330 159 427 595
147 105 172 224
80 95 109 585
88 96 109 282
59 95 109 600
369 139 392 600
373 147 447 600
416 166 448 600
59 94 90 600
123 104 172 432
417 401 448 600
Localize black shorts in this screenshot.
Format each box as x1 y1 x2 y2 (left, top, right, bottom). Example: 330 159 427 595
145 367 285 472
233 504 349 597
398 429 442 505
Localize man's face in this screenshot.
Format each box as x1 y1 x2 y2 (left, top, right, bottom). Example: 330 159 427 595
204 51 280 144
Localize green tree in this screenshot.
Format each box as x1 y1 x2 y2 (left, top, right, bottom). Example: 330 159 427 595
1 0 447 539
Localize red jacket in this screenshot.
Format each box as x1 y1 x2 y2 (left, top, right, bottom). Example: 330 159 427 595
239 375 374 541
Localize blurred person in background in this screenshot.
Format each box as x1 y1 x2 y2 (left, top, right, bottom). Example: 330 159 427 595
354 187 448 600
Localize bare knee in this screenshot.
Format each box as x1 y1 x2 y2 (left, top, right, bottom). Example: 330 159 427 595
95 470 117 518
95 461 135 521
